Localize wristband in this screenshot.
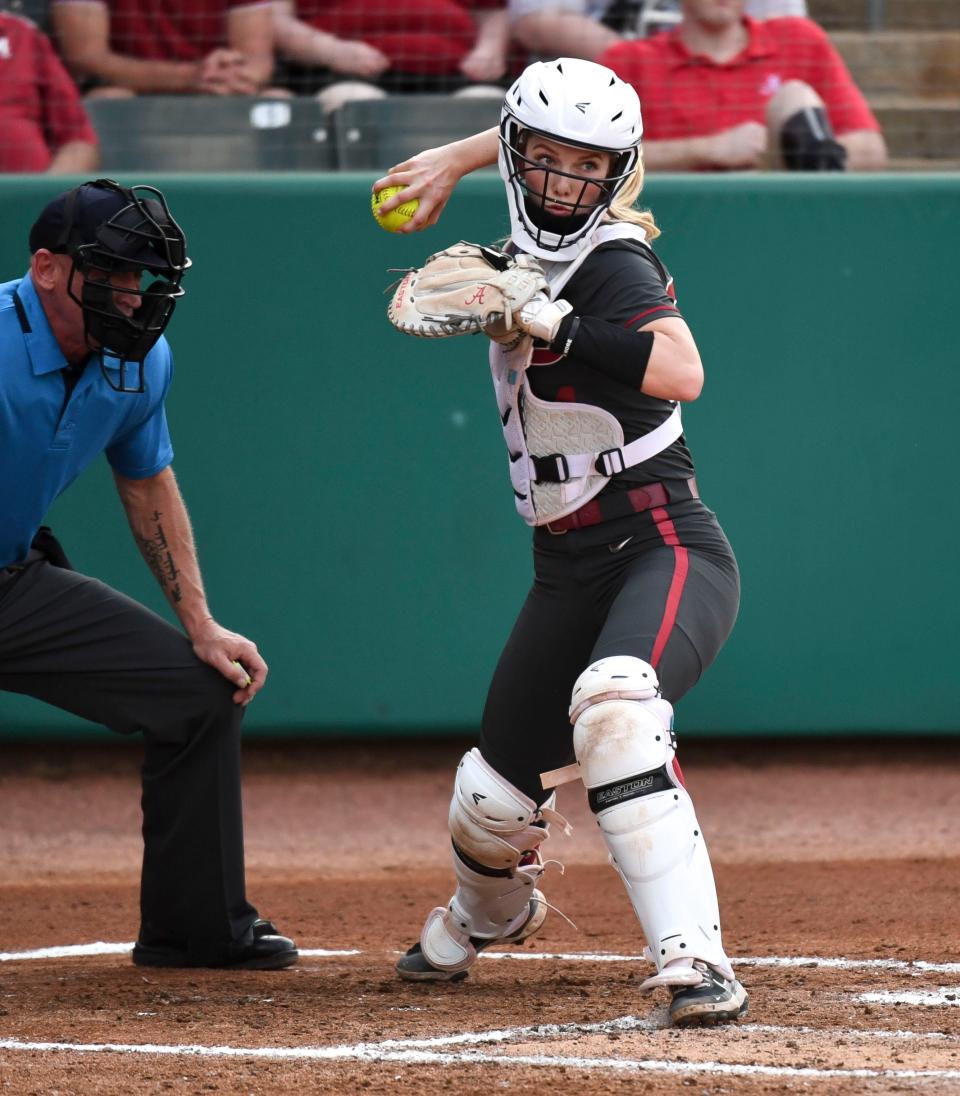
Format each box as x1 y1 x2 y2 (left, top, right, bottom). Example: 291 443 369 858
551 313 580 357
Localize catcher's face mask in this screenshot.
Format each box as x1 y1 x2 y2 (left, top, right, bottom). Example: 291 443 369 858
32 179 191 393
498 58 642 260
514 131 627 235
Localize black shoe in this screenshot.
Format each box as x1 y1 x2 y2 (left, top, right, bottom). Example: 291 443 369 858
395 942 470 983
132 918 299 970
668 961 748 1026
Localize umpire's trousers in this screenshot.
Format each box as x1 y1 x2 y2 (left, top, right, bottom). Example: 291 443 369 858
0 555 257 961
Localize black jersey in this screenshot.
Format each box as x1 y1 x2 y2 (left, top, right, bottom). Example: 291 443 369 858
527 238 697 492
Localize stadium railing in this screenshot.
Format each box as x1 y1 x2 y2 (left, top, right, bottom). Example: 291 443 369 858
84 96 336 172
331 94 502 171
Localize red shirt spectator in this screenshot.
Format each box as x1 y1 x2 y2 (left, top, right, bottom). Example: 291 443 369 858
0 12 98 173
294 0 503 76
51 0 275 95
599 16 879 141
101 0 266 62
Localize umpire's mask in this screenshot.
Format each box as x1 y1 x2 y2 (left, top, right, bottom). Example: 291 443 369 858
29 178 191 393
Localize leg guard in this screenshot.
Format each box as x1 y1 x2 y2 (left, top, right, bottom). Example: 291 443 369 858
419 748 569 974
570 656 732 978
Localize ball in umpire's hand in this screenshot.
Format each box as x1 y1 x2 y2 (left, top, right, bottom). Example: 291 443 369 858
232 660 252 687
372 186 419 233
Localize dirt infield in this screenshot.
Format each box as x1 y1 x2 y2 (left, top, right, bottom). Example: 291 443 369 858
1 737 959 1094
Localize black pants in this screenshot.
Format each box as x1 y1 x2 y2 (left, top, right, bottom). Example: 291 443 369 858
0 557 258 961
479 499 740 803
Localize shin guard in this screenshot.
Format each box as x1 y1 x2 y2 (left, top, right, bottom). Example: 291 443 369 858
419 748 568 974
570 656 732 977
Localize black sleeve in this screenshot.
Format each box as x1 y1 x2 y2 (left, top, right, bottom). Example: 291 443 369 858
564 240 681 331
548 241 682 387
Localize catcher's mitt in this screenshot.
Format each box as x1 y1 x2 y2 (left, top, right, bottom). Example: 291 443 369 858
387 241 547 339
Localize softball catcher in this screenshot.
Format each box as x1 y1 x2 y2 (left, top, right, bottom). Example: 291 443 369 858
386 58 746 1026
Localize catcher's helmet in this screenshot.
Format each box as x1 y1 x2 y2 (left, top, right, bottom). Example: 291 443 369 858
499 58 643 260
30 178 190 392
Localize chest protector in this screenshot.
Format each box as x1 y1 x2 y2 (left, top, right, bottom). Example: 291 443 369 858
490 223 683 527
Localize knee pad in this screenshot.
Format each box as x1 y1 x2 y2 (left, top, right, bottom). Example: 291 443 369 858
420 748 569 972
780 107 847 171
448 747 567 874
570 656 730 976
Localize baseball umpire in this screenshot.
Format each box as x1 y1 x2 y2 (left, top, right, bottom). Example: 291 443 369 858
0 179 297 970
383 59 747 1025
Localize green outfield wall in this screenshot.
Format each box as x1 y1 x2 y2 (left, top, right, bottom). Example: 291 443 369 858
1 173 958 739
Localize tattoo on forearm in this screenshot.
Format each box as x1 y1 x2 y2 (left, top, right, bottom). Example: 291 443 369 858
137 510 183 603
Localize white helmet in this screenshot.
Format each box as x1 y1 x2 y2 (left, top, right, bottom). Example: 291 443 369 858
498 58 643 261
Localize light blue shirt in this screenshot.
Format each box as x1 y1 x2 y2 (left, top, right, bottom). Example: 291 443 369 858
0 272 174 568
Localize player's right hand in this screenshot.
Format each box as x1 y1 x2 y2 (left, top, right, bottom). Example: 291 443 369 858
373 128 499 233
373 148 459 233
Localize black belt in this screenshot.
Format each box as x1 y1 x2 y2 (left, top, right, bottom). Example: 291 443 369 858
545 477 699 534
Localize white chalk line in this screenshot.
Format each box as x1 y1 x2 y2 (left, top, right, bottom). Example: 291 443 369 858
2 1031 960 1081
3 943 959 976
2 981 959 1080
0 943 358 962
857 989 960 1007
480 952 960 975
742 1023 960 1043
0 942 133 962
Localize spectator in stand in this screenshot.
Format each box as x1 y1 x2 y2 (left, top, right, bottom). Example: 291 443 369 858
272 0 511 112
508 0 620 61
598 0 887 171
507 0 807 63
0 11 99 172
50 0 276 97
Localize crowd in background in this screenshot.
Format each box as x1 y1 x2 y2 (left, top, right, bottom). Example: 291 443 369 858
0 0 888 174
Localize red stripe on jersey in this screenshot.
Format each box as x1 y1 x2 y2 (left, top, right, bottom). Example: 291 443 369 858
650 507 688 668
532 348 562 366
625 304 680 328
556 386 576 402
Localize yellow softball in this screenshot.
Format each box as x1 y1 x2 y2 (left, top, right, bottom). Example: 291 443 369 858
372 186 419 233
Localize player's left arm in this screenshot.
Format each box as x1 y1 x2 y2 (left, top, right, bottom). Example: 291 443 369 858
112 465 267 702
538 245 703 402
538 309 703 402
635 316 703 403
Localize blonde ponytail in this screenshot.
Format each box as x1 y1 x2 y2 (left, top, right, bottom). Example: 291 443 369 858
607 153 660 241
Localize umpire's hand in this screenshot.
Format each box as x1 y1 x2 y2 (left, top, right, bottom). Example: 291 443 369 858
191 619 268 706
